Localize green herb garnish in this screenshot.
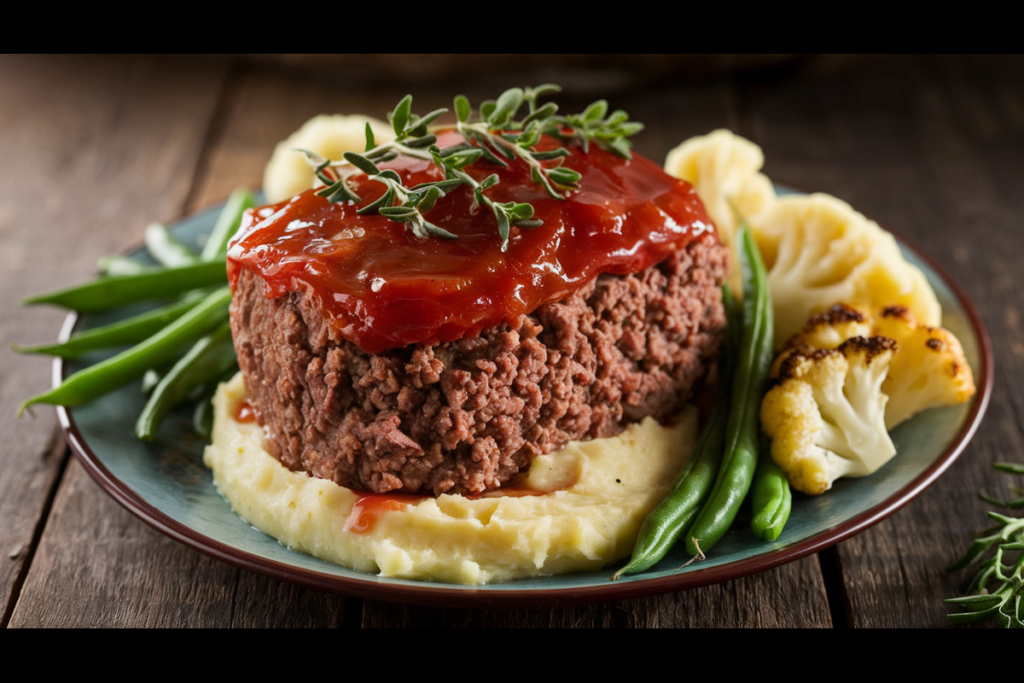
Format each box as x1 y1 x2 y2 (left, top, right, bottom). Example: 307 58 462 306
945 461 1024 628
299 85 643 251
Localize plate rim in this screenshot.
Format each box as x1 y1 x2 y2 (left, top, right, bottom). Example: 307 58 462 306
54 209 994 609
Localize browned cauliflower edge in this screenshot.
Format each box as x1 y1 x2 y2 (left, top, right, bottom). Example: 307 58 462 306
760 337 898 495
873 305 976 429
760 303 976 495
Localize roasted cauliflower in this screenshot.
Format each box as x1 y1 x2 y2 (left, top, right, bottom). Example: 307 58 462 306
761 303 977 494
873 305 977 429
663 130 942 346
781 303 873 354
664 129 775 253
754 194 941 347
761 336 898 495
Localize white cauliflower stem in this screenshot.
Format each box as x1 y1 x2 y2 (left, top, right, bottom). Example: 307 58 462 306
761 302 977 494
761 337 898 495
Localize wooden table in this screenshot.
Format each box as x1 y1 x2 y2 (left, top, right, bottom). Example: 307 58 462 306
2 54 1019 628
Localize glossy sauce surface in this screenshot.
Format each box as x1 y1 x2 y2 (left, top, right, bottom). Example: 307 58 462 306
233 400 257 424
228 130 715 353
343 493 426 534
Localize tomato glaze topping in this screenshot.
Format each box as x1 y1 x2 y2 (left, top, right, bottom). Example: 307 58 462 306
227 131 716 354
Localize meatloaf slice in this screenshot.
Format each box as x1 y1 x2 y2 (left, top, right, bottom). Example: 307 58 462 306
230 234 728 496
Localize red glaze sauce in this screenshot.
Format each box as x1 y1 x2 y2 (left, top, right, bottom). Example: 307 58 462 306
233 400 257 424
228 130 715 354
343 493 426 534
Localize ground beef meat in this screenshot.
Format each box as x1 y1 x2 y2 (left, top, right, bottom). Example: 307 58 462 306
230 234 728 495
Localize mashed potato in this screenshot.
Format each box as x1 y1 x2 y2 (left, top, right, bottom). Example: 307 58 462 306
204 374 697 585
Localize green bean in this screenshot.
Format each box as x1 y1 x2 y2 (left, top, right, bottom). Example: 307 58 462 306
99 255 148 276
18 286 232 414
685 225 774 556
613 286 740 579
145 222 199 267
23 260 227 313
12 291 207 358
201 188 256 261
136 322 237 440
750 435 791 541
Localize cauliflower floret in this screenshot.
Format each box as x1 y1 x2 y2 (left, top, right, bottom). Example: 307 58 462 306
873 305 977 429
754 194 941 347
786 303 873 351
664 129 776 252
263 114 394 203
769 303 874 378
663 130 942 343
663 130 776 294
761 337 898 495
774 302 977 431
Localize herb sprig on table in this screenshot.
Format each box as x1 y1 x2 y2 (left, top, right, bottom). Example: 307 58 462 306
300 84 644 251
945 461 1024 628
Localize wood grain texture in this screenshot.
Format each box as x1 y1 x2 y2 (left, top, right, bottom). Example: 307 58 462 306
360 555 830 628
2 55 227 627
187 67 449 214
839 57 1024 628
744 55 1023 628
0 55 226 625
11 459 234 627
10 455 360 627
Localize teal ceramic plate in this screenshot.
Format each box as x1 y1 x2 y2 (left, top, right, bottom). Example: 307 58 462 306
57 200 992 608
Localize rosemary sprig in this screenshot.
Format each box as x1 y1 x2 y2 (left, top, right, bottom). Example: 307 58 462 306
297 85 643 251
945 461 1024 628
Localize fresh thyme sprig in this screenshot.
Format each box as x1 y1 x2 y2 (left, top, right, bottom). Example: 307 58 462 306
552 99 645 159
295 100 459 240
298 85 644 251
454 85 582 202
945 461 1024 628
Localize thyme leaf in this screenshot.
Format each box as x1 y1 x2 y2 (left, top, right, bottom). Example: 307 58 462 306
303 85 644 251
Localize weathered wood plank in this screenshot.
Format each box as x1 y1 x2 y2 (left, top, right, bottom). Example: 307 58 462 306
841 56 1024 628
11 456 361 627
10 459 239 627
4 55 232 627
187 68 446 213
362 555 831 628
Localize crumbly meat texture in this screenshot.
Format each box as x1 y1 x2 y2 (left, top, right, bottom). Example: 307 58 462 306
230 235 728 496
